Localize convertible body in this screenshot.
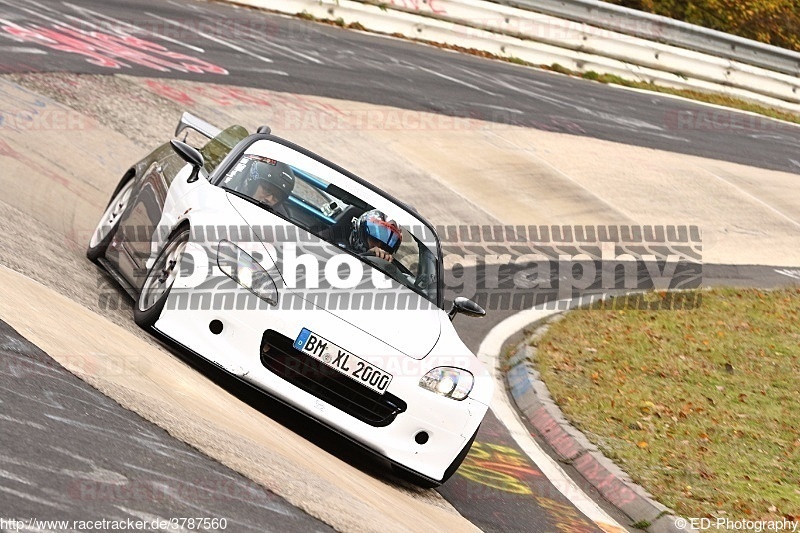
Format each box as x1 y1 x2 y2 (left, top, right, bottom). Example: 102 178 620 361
88 113 493 485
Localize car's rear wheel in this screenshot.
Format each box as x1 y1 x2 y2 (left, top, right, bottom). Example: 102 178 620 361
134 227 190 329
86 176 135 263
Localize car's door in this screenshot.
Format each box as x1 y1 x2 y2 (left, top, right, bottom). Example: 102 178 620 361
115 149 187 285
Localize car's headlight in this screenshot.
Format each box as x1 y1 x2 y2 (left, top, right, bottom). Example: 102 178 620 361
217 240 278 306
419 367 474 400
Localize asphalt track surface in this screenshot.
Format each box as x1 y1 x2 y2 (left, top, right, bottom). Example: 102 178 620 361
0 0 798 532
0 319 334 532
0 0 800 175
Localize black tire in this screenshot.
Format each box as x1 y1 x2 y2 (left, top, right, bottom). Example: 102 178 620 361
133 227 190 329
86 174 135 263
391 426 480 488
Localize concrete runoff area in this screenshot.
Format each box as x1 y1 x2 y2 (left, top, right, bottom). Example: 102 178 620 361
120 75 800 267
0 74 798 529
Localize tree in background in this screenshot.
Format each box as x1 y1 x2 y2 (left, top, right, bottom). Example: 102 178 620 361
606 0 800 51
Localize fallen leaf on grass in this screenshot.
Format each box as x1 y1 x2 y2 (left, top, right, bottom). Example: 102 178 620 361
639 401 655 413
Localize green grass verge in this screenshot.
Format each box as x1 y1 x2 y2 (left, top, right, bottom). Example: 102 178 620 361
534 288 800 520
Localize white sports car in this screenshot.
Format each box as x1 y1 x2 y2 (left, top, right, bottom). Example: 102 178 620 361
87 112 493 486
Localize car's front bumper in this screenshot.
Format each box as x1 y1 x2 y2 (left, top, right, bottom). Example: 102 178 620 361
155 289 490 481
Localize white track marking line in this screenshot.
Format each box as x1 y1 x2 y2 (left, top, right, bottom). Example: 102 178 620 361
0 0 61 26
167 0 213 13
416 65 498 96
247 33 324 65
60 7 206 53
4 1 205 58
775 268 800 280
151 13 284 70
0 46 47 54
467 101 524 114
705 169 800 230
479 304 628 533
492 75 692 142
15 0 61 14
0 485 71 510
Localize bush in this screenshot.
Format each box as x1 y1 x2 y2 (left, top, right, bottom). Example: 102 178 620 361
605 0 800 52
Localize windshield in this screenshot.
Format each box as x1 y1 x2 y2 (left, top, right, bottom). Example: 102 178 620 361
218 139 440 305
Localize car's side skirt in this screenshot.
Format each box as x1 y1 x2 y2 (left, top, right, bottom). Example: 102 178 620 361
97 257 138 301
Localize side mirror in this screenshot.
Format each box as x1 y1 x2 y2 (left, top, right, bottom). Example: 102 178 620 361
448 297 486 320
170 140 204 183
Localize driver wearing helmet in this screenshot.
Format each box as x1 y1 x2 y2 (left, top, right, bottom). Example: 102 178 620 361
244 159 295 216
350 209 402 262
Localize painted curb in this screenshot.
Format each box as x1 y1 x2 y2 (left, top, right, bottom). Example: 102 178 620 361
504 315 694 532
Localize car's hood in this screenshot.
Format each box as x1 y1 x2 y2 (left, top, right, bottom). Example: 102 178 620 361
226 194 442 359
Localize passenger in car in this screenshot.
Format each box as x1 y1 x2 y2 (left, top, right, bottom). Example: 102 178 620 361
246 160 295 217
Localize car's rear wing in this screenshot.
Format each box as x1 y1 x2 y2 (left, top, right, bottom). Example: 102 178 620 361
175 112 250 174
175 111 223 140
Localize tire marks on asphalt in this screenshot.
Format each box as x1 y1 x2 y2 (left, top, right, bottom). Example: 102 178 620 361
0 320 333 531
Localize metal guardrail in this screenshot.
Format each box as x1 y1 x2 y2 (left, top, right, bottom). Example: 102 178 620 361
492 0 800 76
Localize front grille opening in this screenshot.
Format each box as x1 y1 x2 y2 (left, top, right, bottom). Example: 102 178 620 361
260 330 407 427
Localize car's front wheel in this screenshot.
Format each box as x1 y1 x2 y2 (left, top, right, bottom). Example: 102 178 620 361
134 227 190 329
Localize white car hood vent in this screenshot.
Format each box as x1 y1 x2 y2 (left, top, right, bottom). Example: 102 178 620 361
227 195 442 359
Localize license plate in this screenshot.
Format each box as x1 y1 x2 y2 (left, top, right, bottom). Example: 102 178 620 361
294 328 393 394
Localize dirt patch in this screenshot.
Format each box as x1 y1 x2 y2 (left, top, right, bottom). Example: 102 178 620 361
4 72 183 148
